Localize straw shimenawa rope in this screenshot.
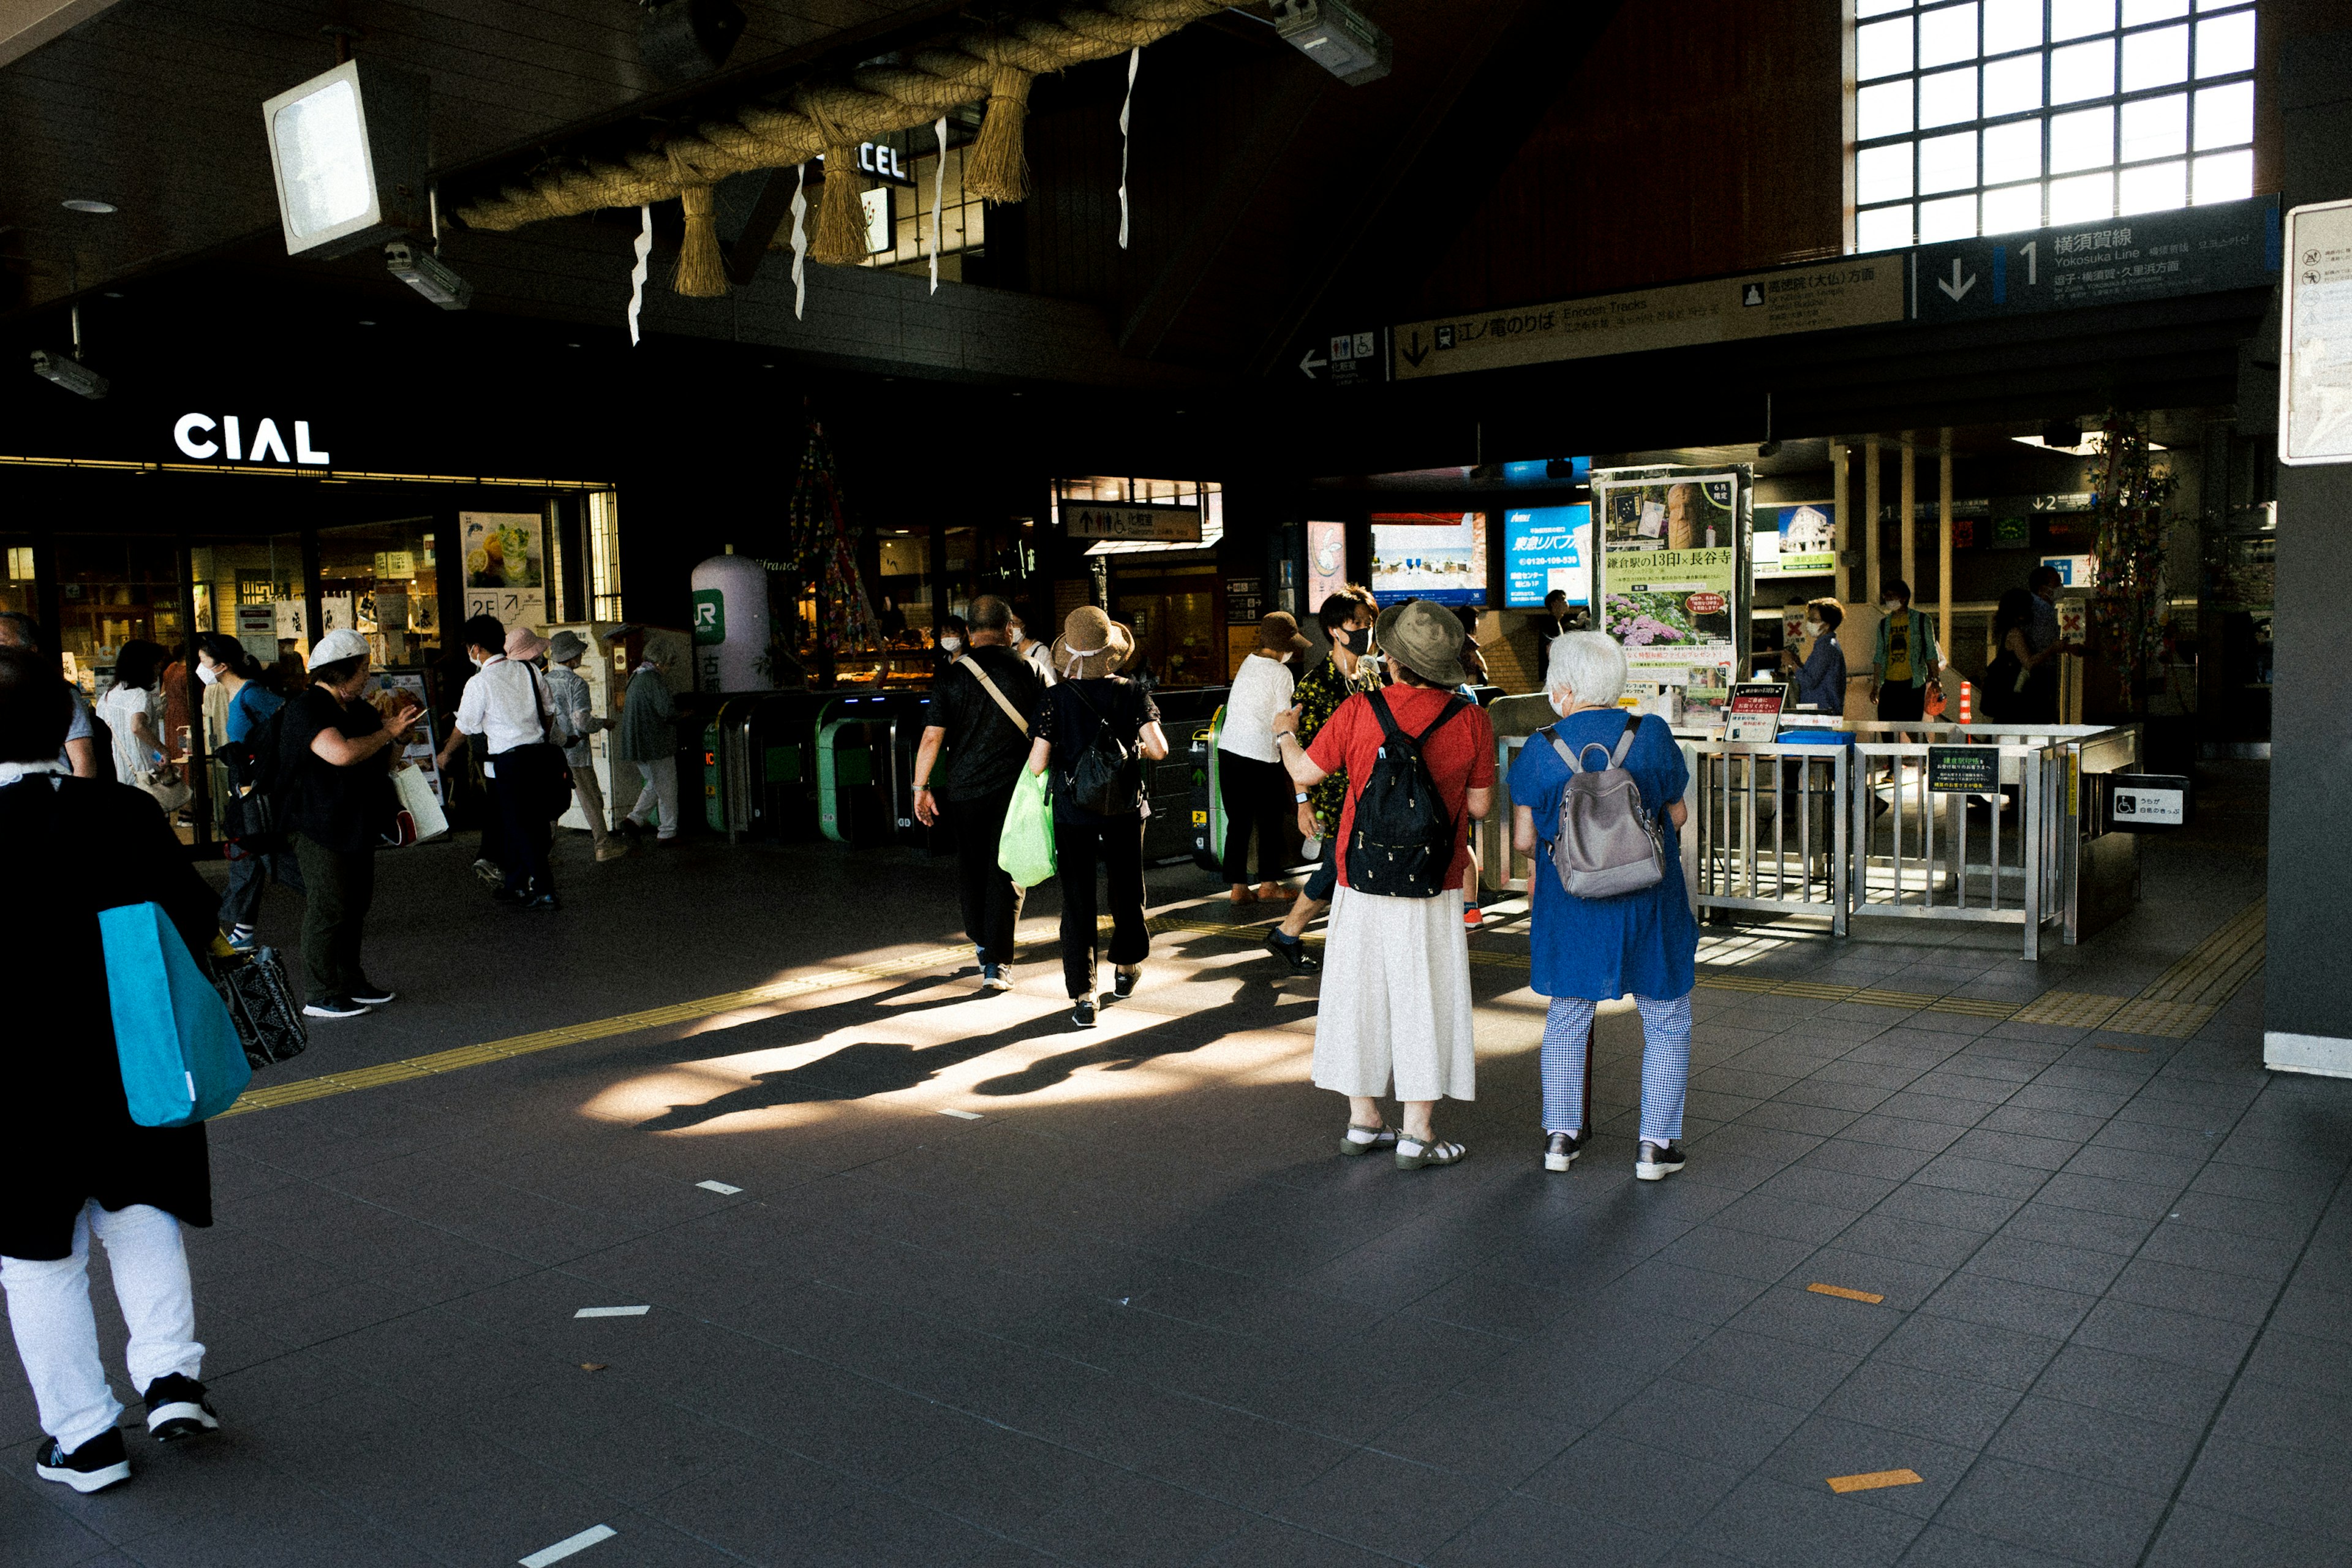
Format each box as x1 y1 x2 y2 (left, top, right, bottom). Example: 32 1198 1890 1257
458 0 1219 295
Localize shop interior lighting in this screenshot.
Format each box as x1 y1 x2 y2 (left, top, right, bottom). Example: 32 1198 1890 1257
2011 431 2166 456
1268 0 1391 85
29 305 107 400
261 59 431 257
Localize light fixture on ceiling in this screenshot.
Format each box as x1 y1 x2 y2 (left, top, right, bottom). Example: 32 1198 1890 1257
61 198 116 214
29 304 108 399
2011 430 2166 457
1268 0 1391 85
260 58 431 257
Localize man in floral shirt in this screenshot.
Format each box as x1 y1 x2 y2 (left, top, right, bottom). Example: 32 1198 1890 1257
1265 587 1376 973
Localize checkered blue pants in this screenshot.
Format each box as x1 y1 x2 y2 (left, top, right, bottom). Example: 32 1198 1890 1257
1540 992 1693 1146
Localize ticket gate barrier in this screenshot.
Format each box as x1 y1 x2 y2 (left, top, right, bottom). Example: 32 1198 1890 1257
815 695 897 847
882 691 956 856
702 692 827 843
1187 698 1305 880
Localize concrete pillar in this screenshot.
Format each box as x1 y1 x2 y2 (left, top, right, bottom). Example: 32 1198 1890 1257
1899 432 1918 594
2266 28 2352 1076
1864 437 1883 605
1938 429 1954 666
1831 439 1852 605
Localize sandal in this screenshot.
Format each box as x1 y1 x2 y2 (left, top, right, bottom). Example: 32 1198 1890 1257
1394 1133 1467 1170
1338 1123 1396 1157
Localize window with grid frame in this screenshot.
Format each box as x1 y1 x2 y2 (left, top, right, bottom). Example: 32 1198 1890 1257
1851 0 2256 253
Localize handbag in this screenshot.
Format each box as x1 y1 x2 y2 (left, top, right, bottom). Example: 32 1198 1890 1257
997 767 1058 888
1924 678 1948 718
391 762 449 843
521 666 575 819
210 946 309 1070
97 902 252 1126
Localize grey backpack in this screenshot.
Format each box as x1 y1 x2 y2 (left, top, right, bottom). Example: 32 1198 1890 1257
1547 715 1668 899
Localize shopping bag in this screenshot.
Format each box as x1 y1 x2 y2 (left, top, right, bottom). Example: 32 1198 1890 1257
211 945 309 1071
997 769 1058 889
391 763 449 844
98 902 252 1126
1924 678 1947 719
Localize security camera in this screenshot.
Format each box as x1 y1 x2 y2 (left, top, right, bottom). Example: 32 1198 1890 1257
30 349 108 399
385 240 472 310
1268 0 1391 85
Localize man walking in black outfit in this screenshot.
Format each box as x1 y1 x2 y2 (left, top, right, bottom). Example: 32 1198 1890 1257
911 594 1044 991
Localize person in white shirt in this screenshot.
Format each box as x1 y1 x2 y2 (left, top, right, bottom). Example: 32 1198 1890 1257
1216 612 1309 905
1008 611 1056 687
435 617 562 910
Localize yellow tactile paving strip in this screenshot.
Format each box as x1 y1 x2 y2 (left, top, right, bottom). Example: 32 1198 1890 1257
216 893 2269 1121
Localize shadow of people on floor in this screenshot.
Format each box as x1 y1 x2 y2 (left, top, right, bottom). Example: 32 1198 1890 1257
968 966 1292 1098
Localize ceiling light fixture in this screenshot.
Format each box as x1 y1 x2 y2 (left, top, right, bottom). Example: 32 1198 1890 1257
61 198 116 214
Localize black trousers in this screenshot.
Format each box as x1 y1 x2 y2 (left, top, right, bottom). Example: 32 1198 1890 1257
941 785 1023 967
293 835 375 1003
1055 814 1149 998
492 761 553 895
1876 681 1926 722
1218 752 1291 883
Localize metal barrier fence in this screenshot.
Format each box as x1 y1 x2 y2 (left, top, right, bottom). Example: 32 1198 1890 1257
1693 743 1849 938
1847 739 2065 959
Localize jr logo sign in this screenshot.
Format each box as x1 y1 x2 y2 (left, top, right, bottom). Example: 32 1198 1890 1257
691 590 726 644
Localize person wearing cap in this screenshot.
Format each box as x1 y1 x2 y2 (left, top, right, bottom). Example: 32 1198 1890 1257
544 629 625 864
436 616 562 910
1030 607 1169 1027
1216 611 1310 906
1269 600 1496 1169
280 625 423 1018
912 594 1044 991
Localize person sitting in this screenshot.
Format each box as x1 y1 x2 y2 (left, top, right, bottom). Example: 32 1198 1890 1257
0 644 228 1494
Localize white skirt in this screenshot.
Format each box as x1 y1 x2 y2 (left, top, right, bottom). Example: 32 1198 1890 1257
1311 885 1477 1102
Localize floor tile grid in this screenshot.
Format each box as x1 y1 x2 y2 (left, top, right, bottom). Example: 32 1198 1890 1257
1483 1021 2346 1568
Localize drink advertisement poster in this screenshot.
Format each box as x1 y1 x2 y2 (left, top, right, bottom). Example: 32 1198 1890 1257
461 511 548 629
1596 472 1746 695
1369 513 1487 607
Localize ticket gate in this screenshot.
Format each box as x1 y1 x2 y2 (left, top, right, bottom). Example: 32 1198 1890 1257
815 695 897 847
703 692 829 843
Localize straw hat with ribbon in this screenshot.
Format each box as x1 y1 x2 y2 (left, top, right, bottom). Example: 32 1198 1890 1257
1051 605 1134 679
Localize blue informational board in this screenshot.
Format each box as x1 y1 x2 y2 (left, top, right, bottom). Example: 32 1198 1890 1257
1502 503 1592 609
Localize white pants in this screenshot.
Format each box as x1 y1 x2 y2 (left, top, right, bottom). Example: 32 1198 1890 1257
1311 886 1478 1102
2 1202 202 1452
626 756 679 838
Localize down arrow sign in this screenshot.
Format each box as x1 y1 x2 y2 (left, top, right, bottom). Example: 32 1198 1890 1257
1937 258 1978 302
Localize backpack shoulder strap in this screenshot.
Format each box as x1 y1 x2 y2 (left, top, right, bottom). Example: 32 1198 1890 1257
1415 695 1468 745
1609 712 1642 767
1365 687 1404 744
962 657 1031 737
1546 723 1575 767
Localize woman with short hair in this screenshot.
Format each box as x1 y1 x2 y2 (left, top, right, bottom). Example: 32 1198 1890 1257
0 644 228 1494
197 633 298 951
1508 631 1697 1180
1780 597 1847 715
96 639 178 811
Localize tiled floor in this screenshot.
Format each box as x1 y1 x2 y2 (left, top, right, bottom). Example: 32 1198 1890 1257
6 771 2345 1568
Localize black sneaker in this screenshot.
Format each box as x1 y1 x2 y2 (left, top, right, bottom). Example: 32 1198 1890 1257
349 981 396 1006
1264 930 1322 974
35 1428 129 1493
303 996 371 1019
1071 998 1098 1029
1544 1131 1581 1172
1635 1140 1687 1182
471 858 504 889
142 1374 219 1442
518 892 559 911
1112 967 1140 1000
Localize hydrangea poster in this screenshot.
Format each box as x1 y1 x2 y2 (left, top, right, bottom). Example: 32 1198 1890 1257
1594 472 1747 711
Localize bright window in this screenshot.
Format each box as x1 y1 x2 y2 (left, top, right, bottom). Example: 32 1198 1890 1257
1851 0 2256 248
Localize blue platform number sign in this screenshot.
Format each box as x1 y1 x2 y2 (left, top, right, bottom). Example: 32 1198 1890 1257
691 589 726 646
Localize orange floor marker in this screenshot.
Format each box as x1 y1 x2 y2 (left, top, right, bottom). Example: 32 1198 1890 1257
1828 1469 1923 1493
1807 1282 1887 1304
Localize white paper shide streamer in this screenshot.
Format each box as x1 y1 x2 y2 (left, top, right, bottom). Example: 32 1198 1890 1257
1117 47 1140 249
929 116 947 295
789 163 809 320
627 205 652 344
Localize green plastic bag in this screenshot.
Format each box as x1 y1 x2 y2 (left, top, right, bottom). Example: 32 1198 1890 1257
998 768 1057 888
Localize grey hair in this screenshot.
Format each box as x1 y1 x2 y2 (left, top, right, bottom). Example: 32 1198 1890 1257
1545 630 1627 708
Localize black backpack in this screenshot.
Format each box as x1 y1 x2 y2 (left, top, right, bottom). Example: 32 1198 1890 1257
1344 688 1466 898
227 698 297 848
1060 682 1142 817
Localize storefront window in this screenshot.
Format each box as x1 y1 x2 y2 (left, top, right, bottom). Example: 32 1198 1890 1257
318 518 440 670
53 534 183 687
1 539 33 626
858 128 989 281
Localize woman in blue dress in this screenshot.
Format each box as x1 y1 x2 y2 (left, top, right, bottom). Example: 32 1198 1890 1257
1507 631 1699 1182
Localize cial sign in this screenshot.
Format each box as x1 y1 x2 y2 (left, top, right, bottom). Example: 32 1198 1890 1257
172 413 330 466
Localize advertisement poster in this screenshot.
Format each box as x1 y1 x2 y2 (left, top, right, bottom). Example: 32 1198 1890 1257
1596 473 1745 701
1725 683 1788 744
1306 520 1348 613
461 511 547 629
1502 503 1592 608
377 671 444 803
1771 502 1836 575
1369 513 1486 606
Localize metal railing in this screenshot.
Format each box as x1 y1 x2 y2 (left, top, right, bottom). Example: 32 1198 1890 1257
1693 743 1850 937
1847 739 2065 959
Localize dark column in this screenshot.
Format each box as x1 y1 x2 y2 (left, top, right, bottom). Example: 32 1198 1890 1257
2264 29 2352 1072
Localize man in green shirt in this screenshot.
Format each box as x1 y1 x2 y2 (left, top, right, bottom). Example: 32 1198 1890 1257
1871 578 1943 724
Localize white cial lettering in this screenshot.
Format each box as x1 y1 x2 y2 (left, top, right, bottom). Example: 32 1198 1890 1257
248 418 291 464
172 413 218 459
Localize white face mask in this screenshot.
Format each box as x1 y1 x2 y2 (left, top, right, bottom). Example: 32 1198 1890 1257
1881 601 1901 615
940 637 963 654
196 663 221 686
1548 691 1573 717
1805 620 1825 638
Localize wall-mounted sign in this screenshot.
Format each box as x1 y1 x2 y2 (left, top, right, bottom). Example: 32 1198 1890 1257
1065 504 1202 543
1370 513 1486 607
1502 504 1591 608
1306 520 1348 612
461 511 547 628
1767 503 1836 576
2282 198 2352 466
1594 472 1746 698
171 413 330 466
1226 576 1264 625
